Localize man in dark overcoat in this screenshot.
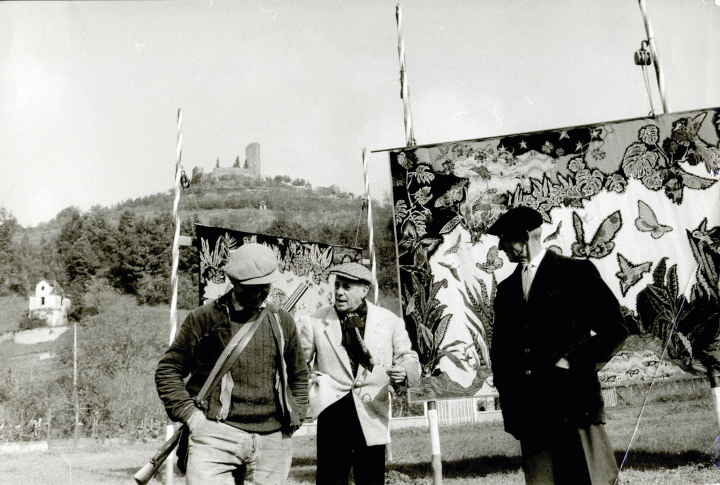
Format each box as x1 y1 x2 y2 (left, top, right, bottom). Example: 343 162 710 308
488 207 628 485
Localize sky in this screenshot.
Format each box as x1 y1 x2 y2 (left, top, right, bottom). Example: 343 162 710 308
1 0 719 227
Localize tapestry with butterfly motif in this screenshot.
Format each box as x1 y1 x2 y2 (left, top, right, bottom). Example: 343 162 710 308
388 108 720 402
196 224 362 320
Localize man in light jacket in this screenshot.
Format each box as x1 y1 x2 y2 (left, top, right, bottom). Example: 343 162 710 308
300 262 421 485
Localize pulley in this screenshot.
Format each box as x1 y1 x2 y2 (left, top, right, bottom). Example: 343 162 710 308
634 40 652 66
180 168 190 189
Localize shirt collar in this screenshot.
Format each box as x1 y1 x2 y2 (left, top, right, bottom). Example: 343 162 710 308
527 248 546 269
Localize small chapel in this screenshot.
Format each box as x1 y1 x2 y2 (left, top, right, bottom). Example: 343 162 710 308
28 280 72 327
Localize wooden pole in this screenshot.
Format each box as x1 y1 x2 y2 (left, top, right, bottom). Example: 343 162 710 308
638 0 670 113
73 321 79 448
395 4 441 483
164 108 183 485
427 401 443 484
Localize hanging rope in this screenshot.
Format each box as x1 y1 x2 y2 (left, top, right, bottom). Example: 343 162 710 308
362 148 378 305
396 4 416 147
634 40 655 116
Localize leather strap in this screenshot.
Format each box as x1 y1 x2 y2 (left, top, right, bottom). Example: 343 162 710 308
195 307 269 405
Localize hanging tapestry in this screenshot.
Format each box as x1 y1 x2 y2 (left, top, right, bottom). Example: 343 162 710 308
196 224 363 320
388 108 720 402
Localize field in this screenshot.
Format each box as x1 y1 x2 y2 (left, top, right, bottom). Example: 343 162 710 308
2 385 720 485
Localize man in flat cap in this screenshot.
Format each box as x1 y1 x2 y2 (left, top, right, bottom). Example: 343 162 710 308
488 206 628 485
155 243 308 485
299 262 421 485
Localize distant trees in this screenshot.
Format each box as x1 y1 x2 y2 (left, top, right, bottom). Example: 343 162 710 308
0 208 18 295
233 156 240 168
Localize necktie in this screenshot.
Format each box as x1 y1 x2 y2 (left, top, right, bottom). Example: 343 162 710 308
522 263 532 300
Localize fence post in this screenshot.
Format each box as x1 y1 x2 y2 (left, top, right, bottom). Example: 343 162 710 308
46 408 52 442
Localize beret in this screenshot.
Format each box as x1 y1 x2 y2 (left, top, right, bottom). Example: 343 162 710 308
224 243 279 285
330 262 373 285
487 206 543 237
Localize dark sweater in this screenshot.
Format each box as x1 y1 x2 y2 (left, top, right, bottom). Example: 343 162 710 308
155 292 309 433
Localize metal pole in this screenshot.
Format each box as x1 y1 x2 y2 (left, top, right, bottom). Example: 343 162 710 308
638 0 670 113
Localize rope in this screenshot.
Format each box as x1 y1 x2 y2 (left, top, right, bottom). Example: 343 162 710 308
396 4 416 147
614 265 698 483
362 148 378 305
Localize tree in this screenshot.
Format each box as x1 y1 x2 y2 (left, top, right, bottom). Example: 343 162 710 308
216 157 220 168
233 156 240 168
0 207 19 295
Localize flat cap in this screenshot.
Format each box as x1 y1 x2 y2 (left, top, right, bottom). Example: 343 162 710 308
487 206 543 237
224 243 279 285
330 262 373 285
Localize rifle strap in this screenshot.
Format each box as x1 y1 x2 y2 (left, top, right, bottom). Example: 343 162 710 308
194 307 270 409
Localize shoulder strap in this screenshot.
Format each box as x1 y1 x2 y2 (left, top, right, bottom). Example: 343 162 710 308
195 307 269 403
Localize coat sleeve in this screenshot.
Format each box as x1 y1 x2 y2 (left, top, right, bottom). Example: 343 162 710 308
155 311 203 424
297 313 316 366
563 259 629 376
280 311 309 419
391 315 422 387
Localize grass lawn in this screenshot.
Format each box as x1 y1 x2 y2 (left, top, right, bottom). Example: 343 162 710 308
1 392 720 484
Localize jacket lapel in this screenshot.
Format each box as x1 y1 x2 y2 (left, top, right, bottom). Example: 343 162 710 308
322 308 354 378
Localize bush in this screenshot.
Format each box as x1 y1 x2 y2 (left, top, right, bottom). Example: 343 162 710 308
18 312 47 330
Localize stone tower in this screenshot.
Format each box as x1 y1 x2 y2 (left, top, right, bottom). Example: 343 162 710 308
245 143 261 178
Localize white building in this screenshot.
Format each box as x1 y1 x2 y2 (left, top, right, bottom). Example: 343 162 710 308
28 280 71 327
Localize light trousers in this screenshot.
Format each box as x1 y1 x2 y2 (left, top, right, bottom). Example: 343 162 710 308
186 419 292 485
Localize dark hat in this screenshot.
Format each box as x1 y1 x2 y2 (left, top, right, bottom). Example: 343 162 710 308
224 243 279 285
487 206 543 237
330 262 373 285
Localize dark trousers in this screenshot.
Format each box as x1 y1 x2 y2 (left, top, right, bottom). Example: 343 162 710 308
520 423 618 485
316 393 386 485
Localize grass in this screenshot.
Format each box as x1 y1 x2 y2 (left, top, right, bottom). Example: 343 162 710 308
2 393 720 485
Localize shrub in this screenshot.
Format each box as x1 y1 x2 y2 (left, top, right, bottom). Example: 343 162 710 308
18 312 47 330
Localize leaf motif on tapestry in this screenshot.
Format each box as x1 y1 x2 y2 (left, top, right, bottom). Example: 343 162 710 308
635 200 673 239
571 210 622 259
476 246 503 274
397 218 441 270
615 253 652 297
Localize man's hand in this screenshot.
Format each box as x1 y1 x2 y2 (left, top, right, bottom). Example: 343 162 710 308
555 357 570 370
186 410 207 432
386 365 407 384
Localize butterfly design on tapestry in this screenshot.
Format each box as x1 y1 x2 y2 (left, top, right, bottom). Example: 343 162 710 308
543 220 562 243
635 200 673 239
438 261 461 281
571 210 622 259
443 234 463 256
476 246 503 273
615 253 652 296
